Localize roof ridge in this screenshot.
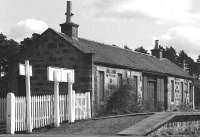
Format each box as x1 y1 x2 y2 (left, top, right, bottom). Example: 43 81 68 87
79 37 158 59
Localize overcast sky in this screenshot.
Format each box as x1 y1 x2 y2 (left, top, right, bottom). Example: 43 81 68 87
1 0 200 60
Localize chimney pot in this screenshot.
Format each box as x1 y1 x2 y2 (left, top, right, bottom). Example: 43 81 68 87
60 1 79 38
155 40 159 49
151 40 163 59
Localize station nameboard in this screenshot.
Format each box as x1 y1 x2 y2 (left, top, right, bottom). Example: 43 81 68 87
47 66 74 83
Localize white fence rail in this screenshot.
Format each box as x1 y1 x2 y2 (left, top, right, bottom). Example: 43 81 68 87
0 98 6 122
11 92 91 132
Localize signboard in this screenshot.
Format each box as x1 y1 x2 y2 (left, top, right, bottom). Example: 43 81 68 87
47 66 74 83
19 63 32 76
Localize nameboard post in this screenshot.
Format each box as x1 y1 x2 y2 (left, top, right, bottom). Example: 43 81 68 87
67 71 75 123
19 60 33 133
47 67 75 126
53 70 60 127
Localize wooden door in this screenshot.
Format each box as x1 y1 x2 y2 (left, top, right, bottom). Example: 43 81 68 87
98 71 105 104
147 81 157 111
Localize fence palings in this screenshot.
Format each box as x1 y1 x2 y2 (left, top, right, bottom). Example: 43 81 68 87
1 91 91 132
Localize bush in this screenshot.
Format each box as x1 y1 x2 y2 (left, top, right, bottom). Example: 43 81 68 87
177 103 193 112
106 80 143 115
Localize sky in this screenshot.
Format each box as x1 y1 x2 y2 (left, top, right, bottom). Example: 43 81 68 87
1 0 200 60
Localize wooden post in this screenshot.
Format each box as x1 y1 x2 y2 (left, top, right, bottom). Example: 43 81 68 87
87 92 91 118
47 67 75 123
72 90 75 121
6 93 15 134
25 60 32 133
54 71 60 127
68 82 75 123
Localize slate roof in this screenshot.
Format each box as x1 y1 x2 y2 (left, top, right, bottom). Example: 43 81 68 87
49 28 192 79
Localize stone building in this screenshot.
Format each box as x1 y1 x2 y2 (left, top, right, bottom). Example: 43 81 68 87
7 1 194 116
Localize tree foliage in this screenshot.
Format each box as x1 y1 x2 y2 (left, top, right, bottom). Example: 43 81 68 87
0 33 20 79
134 46 149 54
197 55 200 63
163 46 177 64
176 50 195 75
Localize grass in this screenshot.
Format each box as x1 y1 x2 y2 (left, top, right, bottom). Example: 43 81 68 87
34 115 149 136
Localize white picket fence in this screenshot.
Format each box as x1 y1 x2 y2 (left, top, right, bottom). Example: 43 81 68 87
15 97 26 132
31 95 54 129
0 98 6 122
13 92 91 132
75 92 91 120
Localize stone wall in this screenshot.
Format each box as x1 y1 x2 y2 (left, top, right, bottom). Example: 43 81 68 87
8 29 93 96
92 65 142 115
167 77 193 110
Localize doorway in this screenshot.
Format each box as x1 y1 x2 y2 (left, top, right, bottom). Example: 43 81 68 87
147 80 157 111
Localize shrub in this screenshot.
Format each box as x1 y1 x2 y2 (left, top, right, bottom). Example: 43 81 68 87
106 79 143 115
177 103 193 112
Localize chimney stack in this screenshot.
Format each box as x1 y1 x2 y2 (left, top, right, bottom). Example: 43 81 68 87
183 60 189 72
151 40 163 59
60 1 79 39
155 40 159 49
66 1 72 23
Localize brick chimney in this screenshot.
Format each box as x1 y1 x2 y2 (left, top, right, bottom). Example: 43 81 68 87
60 1 79 39
151 40 163 59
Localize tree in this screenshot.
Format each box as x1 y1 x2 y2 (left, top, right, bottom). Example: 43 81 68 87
0 33 20 79
124 45 132 50
20 33 40 50
0 33 20 94
197 55 200 63
163 46 177 64
176 50 195 74
134 46 149 54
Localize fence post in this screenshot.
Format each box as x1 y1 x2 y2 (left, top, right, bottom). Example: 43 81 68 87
6 93 15 134
25 60 32 133
54 71 60 127
87 92 91 118
72 90 75 121
68 82 75 123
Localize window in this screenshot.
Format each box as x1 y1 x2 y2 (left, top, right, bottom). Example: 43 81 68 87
117 73 122 88
133 76 138 97
189 83 193 102
0 65 6 79
171 80 174 102
181 82 184 103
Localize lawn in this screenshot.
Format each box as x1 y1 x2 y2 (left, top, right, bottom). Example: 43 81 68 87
34 114 150 136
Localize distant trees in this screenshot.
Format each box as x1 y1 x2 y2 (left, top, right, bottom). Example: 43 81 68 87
20 33 40 51
176 50 195 75
134 46 149 54
163 47 177 64
134 44 198 75
0 33 20 79
197 55 200 63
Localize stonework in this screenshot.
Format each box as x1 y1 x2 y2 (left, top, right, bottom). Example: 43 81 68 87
8 30 93 96
167 76 193 110
93 65 142 115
